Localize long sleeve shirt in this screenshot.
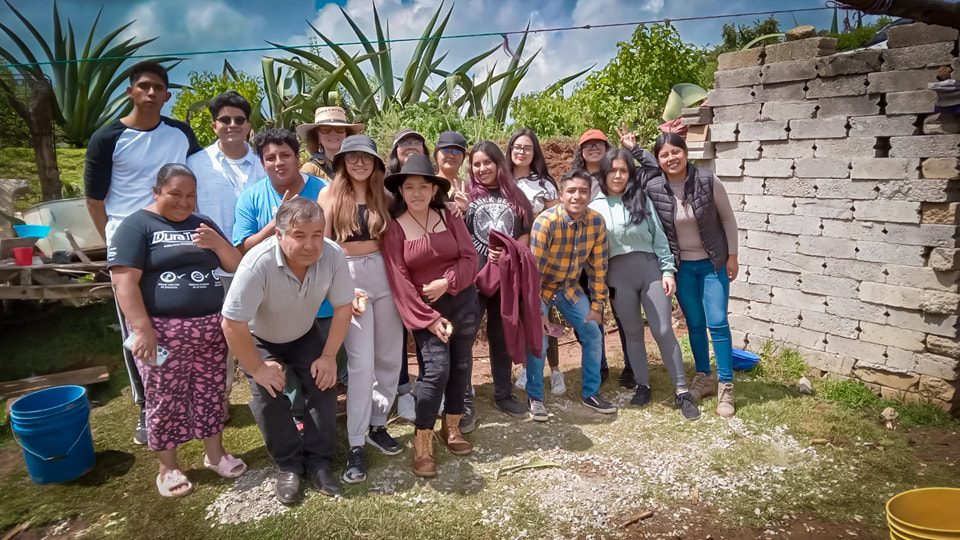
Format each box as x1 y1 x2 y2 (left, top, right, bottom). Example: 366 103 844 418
668 176 739 260
588 193 676 276
529 205 608 313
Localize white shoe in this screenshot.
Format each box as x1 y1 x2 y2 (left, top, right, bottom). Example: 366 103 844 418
397 393 416 422
515 367 527 391
550 369 566 396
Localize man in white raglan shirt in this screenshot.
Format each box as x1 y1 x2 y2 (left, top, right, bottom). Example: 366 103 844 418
84 60 201 445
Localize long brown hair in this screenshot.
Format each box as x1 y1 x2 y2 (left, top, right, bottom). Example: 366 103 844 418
328 159 390 242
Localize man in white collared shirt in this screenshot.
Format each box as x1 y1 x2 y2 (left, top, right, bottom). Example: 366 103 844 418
187 91 266 416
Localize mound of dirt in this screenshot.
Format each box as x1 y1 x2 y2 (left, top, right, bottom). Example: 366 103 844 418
541 138 577 181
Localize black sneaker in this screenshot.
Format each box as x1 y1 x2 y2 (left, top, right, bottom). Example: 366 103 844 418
619 366 637 389
676 391 701 421
133 409 147 445
582 394 617 414
342 446 367 484
460 389 478 434
366 425 402 456
630 385 652 407
494 396 529 418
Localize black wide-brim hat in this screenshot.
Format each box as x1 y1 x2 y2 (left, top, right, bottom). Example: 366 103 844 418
384 154 451 194
332 134 385 171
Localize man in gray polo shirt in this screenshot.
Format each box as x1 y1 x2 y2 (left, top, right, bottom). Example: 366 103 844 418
222 198 353 505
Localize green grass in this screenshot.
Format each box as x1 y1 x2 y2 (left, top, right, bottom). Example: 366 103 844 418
751 340 808 384
0 147 86 211
819 378 956 429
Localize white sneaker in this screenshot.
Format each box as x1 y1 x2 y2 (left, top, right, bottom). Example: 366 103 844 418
550 369 566 396
515 367 527 391
397 392 416 422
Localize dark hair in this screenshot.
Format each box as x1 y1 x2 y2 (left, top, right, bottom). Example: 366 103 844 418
653 132 688 159
507 128 556 188
386 131 431 175
129 61 169 87
559 168 593 190
468 141 533 228
208 91 251 120
154 163 196 190
253 128 299 157
571 140 610 171
599 148 647 224
389 177 448 218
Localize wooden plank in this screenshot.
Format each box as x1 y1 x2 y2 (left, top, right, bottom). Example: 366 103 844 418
0 283 113 300
0 365 110 399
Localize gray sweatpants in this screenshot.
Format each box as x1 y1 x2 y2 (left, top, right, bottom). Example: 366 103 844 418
608 251 687 389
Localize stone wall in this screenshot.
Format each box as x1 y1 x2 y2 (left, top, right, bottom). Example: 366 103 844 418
690 23 960 411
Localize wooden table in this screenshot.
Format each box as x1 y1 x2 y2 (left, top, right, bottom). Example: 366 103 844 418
0 261 113 301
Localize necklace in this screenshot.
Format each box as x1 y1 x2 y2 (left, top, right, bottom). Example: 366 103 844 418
410 209 433 234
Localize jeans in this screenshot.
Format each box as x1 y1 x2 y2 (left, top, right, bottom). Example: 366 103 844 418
478 290 519 402
675 258 733 383
528 293 603 400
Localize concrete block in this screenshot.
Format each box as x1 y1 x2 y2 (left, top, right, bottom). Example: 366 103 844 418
882 42 955 70
767 214 821 235
918 375 958 403
706 86 755 107
714 65 763 88
854 200 921 224
720 176 765 195
767 251 825 273
922 203 960 225
800 347 856 375
815 137 878 158
762 59 817 84
867 69 941 93
714 140 761 159
748 267 801 289
764 37 836 64
889 135 960 158
822 257 887 282
793 198 854 219
794 158 849 178
859 321 925 351
800 310 859 338
735 211 768 231
824 296 888 324
878 179 960 203
850 157 919 179
923 113 960 135
815 179 880 200
930 248 960 271
821 219 886 241
855 241 926 266
915 353 959 381
743 194 795 214
921 290 960 315
883 223 958 247
927 335 960 359
921 158 959 179
714 104 762 124
744 230 798 252
817 95 880 118
816 49 881 77
718 47 764 70
753 81 806 102
730 280 773 303
887 90 938 115
760 140 815 158
887 307 959 338
798 235 856 258
711 123 739 142
859 282 922 310
738 120 789 141
805 74 867 98
853 363 920 390
885 265 960 292
731 329 748 349
713 159 743 177
887 22 960 48
764 177 817 197
772 287 827 312
749 302 802 326
827 334 886 360
885 347 920 372
730 314 774 337
770 322 826 350
681 107 713 125
848 115 918 138
788 117 848 139
743 158 793 177
738 246 769 266
761 100 818 121
800 272 859 298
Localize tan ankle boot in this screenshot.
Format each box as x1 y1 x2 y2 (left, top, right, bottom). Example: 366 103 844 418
439 414 472 456
717 383 736 417
412 429 437 477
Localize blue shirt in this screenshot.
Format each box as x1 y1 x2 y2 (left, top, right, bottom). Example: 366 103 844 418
233 173 335 317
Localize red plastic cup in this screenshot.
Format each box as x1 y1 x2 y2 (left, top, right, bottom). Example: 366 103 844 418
12 247 34 266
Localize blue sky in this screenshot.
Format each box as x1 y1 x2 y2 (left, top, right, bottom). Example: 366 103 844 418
1 0 883 111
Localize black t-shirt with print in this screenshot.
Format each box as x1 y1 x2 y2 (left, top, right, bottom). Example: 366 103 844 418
465 188 529 266
108 209 226 317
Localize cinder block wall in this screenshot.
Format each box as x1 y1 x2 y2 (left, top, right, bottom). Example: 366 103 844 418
690 23 960 411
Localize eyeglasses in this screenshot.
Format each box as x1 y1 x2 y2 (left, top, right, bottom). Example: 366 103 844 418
439 147 463 156
398 139 423 149
582 141 606 151
511 144 534 154
345 152 374 165
216 115 247 126
318 126 346 135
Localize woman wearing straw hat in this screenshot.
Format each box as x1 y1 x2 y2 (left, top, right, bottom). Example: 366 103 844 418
297 106 364 181
318 134 404 484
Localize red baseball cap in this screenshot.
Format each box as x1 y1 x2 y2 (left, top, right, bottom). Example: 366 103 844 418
578 128 609 147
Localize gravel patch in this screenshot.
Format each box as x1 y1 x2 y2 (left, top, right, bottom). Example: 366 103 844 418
205 467 290 526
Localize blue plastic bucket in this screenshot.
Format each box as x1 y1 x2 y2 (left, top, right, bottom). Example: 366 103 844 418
10 385 95 484
732 348 761 371
13 224 52 239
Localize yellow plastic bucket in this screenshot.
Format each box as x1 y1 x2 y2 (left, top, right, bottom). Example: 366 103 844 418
886 488 960 539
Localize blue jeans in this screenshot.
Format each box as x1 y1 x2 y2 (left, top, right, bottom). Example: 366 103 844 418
675 259 733 383
527 294 603 400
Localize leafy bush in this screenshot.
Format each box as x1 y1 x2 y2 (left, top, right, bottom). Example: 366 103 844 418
751 341 808 385
509 91 589 139
171 70 263 147
823 16 893 51
366 99 509 156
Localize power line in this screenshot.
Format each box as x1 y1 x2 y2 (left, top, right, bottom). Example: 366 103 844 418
1 6 833 70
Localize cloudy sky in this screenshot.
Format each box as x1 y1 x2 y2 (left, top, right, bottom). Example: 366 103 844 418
1 0 882 112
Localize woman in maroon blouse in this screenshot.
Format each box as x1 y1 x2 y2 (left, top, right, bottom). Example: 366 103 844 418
382 154 479 478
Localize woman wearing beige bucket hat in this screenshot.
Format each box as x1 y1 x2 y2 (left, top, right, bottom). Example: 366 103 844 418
297 106 364 180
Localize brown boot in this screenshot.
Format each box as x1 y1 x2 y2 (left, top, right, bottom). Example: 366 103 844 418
717 382 736 417
412 429 437 477
689 372 716 402
439 414 472 456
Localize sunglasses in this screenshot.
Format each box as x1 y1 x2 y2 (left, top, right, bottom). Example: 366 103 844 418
582 141 606 151
345 152 374 165
439 147 463 156
398 138 423 149
318 126 346 135
216 115 247 126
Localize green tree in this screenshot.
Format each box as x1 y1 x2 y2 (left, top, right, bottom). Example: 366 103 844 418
171 70 263 147
0 69 31 147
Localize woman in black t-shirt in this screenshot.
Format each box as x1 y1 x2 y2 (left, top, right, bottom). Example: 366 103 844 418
109 163 245 498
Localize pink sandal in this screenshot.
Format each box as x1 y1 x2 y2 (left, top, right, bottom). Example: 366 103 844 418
156 469 193 497
204 453 247 479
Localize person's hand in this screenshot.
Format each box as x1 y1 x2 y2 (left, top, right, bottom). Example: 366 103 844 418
310 354 337 391
428 317 453 343
726 255 739 282
265 191 297 236
662 275 676 297
453 191 469 214
132 327 159 365
192 223 226 250
585 309 603 325
352 290 368 316
422 278 449 302
252 360 286 397
616 124 637 150
488 247 503 264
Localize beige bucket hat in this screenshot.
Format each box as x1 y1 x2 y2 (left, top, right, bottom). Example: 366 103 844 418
296 106 364 140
